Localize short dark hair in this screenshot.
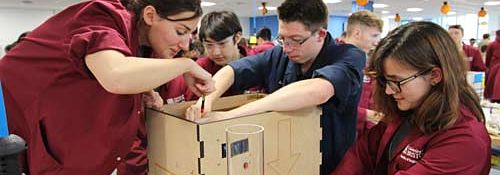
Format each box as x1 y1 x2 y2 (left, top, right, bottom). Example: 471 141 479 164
483 33 490 39
448 24 463 34
496 30 500 36
256 27 272 41
198 11 242 43
277 0 328 32
121 0 202 23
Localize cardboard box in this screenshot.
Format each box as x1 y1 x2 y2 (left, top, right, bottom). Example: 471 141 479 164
147 94 322 175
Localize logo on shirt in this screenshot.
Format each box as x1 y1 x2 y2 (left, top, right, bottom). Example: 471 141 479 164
166 95 186 104
399 145 423 164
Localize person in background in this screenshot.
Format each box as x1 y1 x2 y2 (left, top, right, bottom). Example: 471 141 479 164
343 10 383 137
238 37 252 56
333 21 490 175
478 33 491 57
186 0 366 173
448 25 487 71
0 0 215 174
159 10 250 104
184 40 205 60
252 27 275 54
344 11 382 53
470 38 477 47
485 30 500 103
190 28 199 41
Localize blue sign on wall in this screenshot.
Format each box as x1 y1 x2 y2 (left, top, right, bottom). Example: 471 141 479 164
0 82 8 137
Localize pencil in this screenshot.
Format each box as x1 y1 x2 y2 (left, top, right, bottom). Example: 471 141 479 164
201 95 205 114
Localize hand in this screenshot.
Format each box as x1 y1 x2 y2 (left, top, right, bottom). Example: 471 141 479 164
194 111 233 124
185 97 213 121
143 90 163 109
183 66 215 96
185 104 202 121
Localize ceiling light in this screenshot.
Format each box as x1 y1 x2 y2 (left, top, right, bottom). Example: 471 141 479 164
381 10 390 14
323 0 342 3
201 1 216 7
484 1 500 6
407 8 423 12
258 6 277 10
373 3 388 8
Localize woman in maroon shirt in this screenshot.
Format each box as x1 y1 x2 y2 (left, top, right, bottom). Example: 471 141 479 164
0 0 214 174
333 22 490 175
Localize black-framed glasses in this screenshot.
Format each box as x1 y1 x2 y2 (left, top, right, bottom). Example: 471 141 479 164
377 68 433 93
276 33 314 48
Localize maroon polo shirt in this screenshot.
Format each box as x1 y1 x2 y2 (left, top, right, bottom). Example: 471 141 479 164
485 38 500 101
0 0 141 174
160 56 247 103
463 43 487 71
252 41 275 54
356 77 375 138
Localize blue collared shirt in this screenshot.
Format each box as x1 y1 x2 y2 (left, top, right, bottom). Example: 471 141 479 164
229 33 366 174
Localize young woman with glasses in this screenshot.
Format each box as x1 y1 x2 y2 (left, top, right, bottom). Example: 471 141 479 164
333 21 490 175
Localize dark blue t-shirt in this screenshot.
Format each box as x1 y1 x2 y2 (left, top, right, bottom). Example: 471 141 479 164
229 33 366 174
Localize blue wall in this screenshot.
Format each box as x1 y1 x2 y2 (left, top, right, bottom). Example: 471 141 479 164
248 15 348 39
328 16 348 38
249 15 279 39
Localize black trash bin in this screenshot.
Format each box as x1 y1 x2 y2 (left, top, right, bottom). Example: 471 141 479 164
0 134 26 175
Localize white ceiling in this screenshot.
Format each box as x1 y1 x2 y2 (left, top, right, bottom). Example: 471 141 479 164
0 0 499 20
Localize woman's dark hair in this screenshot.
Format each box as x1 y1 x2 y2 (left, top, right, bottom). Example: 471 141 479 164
368 21 484 134
120 0 202 23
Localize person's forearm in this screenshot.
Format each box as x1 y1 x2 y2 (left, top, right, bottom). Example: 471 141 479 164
110 57 198 94
203 66 235 108
86 50 199 94
228 78 334 117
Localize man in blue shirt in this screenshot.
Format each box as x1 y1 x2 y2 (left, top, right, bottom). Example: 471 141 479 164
186 0 366 174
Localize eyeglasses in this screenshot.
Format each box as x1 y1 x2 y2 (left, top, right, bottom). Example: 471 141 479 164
276 33 314 48
377 68 433 93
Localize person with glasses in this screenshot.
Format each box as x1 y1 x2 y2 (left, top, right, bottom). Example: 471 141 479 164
159 10 253 104
186 0 366 174
0 0 216 174
333 21 490 175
